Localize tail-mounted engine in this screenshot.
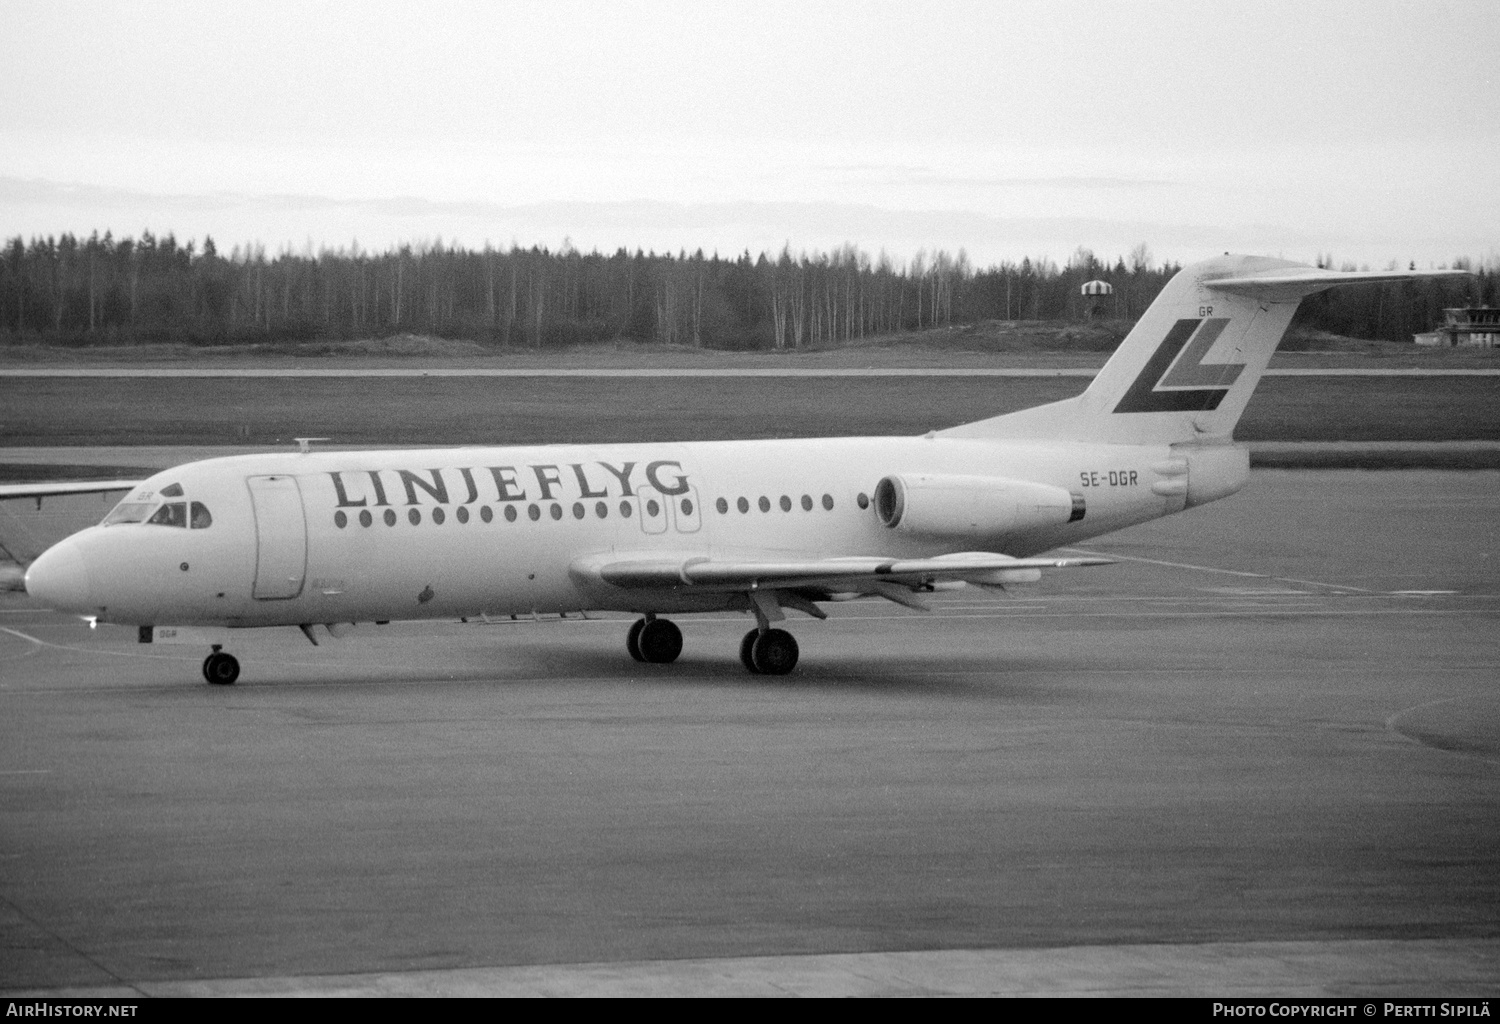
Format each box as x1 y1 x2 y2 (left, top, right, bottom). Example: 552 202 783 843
872 473 1083 538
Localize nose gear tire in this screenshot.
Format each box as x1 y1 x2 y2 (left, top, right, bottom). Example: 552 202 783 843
203 652 240 685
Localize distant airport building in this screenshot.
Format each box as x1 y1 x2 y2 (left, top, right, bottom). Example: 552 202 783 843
1080 279 1113 319
1414 307 1500 347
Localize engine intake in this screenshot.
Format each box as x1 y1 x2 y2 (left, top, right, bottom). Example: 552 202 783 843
872 473 1080 538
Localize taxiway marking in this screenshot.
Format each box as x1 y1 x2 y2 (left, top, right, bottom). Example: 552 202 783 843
1385 695 1500 768
1062 548 1380 593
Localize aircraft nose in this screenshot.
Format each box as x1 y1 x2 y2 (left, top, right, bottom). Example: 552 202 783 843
25 540 94 612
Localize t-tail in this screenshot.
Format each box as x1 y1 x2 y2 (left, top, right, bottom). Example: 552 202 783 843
941 254 1469 445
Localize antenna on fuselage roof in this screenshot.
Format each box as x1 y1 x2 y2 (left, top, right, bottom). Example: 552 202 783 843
293 437 331 454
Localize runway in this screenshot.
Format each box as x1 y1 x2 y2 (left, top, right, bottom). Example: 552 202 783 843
2 471 1497 996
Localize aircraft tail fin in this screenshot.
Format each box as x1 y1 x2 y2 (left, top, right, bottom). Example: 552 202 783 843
940 255 1469 445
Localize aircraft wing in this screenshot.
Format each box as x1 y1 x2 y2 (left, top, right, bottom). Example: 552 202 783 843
574 551 1112 592
0 480 141 501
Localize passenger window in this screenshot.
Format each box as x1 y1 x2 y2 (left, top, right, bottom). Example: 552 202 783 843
147 502 188 528
190 502 213 529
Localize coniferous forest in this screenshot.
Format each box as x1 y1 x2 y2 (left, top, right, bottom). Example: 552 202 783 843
1 232 1492 350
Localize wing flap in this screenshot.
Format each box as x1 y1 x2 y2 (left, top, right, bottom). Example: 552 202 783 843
575 551 1111 592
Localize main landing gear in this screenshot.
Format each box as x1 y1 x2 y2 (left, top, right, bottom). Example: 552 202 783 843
739 628 799 675
202 645 240 685
624 615 800 675
626 616 683 664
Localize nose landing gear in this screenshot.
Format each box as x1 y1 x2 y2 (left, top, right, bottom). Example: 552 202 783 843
202 645 240 685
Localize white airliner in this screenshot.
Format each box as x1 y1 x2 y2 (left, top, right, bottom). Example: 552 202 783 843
11 255 1466 683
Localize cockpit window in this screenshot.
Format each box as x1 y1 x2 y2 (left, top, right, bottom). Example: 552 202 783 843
147 502 188 528
160 482 184 497
190 502 213 529
102 501 156 526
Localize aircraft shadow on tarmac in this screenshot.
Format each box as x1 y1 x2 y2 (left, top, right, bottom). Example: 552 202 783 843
192 642 1100 703
6 638 1075 701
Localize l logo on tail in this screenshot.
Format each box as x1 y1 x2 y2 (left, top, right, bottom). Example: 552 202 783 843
1114 317 1245 414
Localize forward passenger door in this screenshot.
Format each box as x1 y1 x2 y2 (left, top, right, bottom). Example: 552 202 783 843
246 475 307 599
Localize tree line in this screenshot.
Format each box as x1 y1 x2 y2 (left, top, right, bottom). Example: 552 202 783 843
0 232 1491 349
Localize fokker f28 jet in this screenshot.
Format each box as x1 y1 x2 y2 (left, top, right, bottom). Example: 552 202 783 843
13 255 1466 683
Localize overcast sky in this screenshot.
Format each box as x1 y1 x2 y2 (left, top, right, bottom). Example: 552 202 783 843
3 0 1496 268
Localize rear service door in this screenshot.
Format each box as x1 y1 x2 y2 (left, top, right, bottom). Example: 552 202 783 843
247 475 307 599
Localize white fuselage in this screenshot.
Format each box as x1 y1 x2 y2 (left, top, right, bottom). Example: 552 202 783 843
27 434 1229 629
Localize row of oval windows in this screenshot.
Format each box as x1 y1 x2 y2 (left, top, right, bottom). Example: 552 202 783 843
337 499 648 529
710 492 877 513
333 491 873 529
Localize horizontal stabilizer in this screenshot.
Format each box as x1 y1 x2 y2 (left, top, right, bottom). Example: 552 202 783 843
941 254 1473 445
1205 266 1470 300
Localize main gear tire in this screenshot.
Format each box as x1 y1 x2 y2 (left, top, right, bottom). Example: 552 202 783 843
739 629 761 673
626 618 648 662
750 629 798 675
638 618 683 664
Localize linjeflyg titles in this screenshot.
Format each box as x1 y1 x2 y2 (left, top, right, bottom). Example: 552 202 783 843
326 459 692 508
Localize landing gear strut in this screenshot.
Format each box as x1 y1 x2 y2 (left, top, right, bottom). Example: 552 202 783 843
626 616 683 664
740 627 799 675
202 645 240 685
